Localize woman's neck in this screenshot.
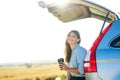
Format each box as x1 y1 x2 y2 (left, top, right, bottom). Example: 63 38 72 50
70 44 76 51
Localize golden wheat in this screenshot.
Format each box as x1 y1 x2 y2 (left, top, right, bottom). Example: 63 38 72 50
0 64 66 80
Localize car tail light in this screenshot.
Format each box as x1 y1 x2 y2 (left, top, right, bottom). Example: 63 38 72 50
84 23 112 72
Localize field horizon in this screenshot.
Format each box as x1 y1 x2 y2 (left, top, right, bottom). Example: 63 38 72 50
0 59 57 67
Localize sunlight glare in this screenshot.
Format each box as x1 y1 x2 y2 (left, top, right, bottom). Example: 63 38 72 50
55 0 69 6
39 0 69 7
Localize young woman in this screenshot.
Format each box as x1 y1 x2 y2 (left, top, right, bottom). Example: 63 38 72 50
59 30 87 80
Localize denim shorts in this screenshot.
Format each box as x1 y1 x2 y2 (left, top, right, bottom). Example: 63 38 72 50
71 76 85 80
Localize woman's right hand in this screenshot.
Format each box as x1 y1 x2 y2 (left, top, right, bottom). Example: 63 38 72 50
59 62 64 70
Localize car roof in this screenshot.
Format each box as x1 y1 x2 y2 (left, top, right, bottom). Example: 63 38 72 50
39 0 119 23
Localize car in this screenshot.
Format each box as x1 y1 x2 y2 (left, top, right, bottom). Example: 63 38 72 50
38 0 120 80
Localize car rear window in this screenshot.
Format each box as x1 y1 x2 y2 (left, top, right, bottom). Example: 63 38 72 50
110 36 120 48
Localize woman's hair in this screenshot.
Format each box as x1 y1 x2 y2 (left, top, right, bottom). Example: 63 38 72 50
64 30 81 63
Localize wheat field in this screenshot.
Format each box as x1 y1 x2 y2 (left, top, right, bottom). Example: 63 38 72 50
0 64 66 80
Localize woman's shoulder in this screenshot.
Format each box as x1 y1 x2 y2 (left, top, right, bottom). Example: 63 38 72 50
76 44 86 51
74 44 87 54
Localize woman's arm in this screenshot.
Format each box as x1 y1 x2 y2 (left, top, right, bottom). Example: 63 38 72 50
65 67 80 74
60 62 80 74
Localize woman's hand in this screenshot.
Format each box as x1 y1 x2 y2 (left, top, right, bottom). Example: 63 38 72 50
59 62 68 71
58 62 64 70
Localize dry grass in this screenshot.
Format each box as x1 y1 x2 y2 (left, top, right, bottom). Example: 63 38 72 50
0 64 66 80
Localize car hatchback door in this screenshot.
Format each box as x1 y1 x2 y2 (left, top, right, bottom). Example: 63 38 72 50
38 0 117 23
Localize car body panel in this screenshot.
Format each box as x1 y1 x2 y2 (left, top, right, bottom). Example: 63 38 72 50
96 20 120 80
85 73 102 80
84 20 120 80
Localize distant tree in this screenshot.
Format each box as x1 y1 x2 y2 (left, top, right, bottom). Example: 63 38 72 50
25 63 32 68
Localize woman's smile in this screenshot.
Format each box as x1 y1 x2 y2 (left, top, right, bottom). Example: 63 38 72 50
67 32 78 45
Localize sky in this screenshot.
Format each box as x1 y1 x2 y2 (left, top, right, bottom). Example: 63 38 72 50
0 0 120 64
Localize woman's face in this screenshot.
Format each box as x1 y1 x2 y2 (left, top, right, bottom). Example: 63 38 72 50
66 32 79 45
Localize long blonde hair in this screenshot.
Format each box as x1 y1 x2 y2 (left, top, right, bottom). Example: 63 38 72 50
64 30 81 63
